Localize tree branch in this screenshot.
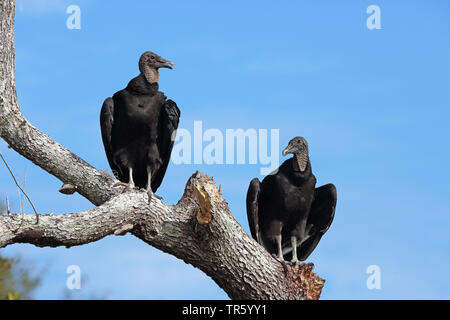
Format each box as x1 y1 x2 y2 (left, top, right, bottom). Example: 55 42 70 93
0 192 141 248
0 172 325 299
0 0 325 300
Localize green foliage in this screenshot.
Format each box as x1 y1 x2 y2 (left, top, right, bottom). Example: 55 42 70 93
0 255 41 300
0 198 42 300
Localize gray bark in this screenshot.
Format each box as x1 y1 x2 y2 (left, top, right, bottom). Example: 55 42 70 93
0 0 325 300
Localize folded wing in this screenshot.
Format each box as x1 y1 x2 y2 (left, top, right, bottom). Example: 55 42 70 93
152 99 180 191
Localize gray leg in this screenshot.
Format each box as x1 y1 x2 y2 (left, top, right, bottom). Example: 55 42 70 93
275 235 284 261
127 167 135 190
282 233 311 262
146 166 162 204
255 224 262 245
290 236 305 266
256 231 263 246
146 166 154 203
290 236 299 264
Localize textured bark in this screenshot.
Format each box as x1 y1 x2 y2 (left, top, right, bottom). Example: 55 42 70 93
0 0 118 206
0 0 325 300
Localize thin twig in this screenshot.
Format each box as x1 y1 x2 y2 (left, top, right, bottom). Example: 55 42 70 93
0 151 39 223
14 168 27 231
6 196 10 214
22 168 26 214
18 187 21 213
16 184 25 231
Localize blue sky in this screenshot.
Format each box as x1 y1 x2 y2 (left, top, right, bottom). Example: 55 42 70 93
0 0 449 299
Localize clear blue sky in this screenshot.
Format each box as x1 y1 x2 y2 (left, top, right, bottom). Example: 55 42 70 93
1 0 449 299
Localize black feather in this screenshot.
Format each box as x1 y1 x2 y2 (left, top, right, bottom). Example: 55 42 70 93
246 155 337 261
100 74 180 192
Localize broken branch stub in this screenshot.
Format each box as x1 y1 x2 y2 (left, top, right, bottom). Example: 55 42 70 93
194 183 212 224
59 183 77 195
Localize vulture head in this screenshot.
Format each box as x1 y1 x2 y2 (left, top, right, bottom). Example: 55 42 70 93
139 51 174 83
282 136 309 172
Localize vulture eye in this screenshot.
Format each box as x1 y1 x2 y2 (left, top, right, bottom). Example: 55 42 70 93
151 56 155 59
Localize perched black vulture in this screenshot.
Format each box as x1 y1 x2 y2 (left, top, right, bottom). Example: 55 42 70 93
100 51 180 203
246 137 337 264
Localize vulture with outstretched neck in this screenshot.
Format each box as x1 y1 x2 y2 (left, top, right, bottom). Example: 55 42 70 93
246 137 337 264
100 51 180 202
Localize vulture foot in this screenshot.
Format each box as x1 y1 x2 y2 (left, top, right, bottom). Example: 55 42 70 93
272 253 285 262
126 182 136 192
290 259 305 267
147 189 162 204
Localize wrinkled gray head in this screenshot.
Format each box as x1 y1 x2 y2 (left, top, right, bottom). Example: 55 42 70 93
139 51 174 71
139 51 174 83
282 136 309 171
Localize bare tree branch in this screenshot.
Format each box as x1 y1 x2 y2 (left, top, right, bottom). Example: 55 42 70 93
0 191 141 248
0 0 325 300
0 172 325 299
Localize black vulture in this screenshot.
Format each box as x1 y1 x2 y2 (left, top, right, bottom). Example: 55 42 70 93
100 51 180 203
246 137 337 264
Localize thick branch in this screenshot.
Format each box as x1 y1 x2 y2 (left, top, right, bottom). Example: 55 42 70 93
0 172 325 300
0 0 325 300
0 192 142 248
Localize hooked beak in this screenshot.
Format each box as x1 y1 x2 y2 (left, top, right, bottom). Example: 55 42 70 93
282 146 291 157
158 57 175 69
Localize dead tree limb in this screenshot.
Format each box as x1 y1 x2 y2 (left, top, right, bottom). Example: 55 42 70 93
0 0 325 300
